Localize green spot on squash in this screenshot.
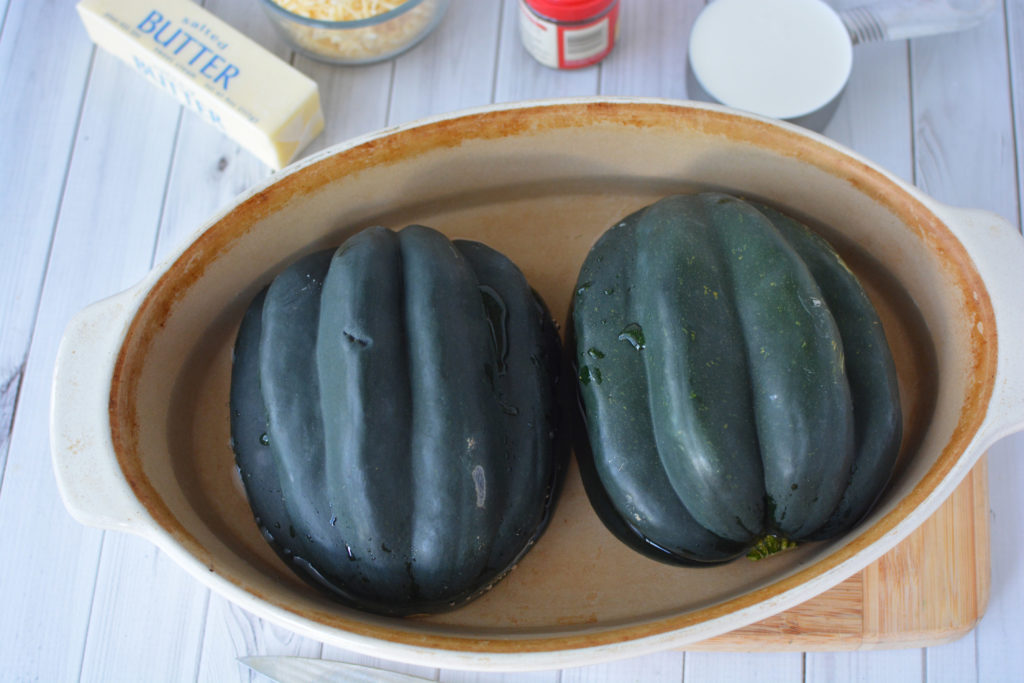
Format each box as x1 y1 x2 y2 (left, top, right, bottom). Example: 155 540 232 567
746 534 798 560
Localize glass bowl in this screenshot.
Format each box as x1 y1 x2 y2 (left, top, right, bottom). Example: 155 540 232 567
258 0 451 65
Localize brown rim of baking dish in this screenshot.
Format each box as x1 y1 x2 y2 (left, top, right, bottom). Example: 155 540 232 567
107 100 996 655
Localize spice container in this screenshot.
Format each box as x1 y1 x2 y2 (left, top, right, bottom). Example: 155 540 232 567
519 0 619 69
258 0 450 65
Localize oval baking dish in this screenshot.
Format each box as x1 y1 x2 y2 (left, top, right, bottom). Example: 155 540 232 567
51 98 1024 671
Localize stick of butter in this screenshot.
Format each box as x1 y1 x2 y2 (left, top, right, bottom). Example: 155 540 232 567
77 0 324 169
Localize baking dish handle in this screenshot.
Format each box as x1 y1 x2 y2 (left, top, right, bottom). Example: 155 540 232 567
51 284 150 533
939 204 1024 447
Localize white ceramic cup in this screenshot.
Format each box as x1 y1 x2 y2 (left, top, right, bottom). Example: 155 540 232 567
687 0 854 131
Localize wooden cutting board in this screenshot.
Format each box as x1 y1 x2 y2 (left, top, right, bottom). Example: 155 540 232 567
689 456 990 651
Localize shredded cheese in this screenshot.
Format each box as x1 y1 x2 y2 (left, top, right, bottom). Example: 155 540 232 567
273 0 410 22
269 0 442 62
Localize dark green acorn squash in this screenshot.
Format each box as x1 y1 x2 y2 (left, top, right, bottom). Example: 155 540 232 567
230 225 565 615
572 193 902 565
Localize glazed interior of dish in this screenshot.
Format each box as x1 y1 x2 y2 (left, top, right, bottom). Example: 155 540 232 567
108 102 994 650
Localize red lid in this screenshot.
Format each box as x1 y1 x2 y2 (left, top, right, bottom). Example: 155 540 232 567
524 0 617 23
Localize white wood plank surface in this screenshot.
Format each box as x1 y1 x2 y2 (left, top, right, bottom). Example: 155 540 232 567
925 634 980 683
806 650 925 683
1012 0 1023 222
80 535 210 681
598 1 696 99
0 0 1021 681
442 668 559 683
822 37 913 180
0 32 182 680
300 57 394 155
391 0 502 123
0 0 95 475
909 7 1015 213
564 651 684 682
685 651 803 683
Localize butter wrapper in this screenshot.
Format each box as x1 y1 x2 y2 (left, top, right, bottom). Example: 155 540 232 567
77 0 324 169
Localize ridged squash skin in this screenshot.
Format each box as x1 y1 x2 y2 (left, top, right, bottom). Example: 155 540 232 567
230 225 565 615
572 193 902 565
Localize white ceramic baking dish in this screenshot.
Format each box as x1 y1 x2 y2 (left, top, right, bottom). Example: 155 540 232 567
51 98 1024 671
